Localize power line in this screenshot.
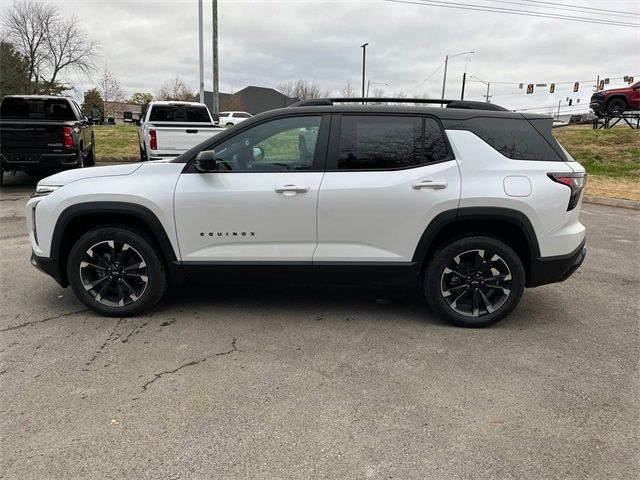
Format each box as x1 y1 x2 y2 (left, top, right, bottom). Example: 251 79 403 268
524 0 640 17
387 0 640 28
484 0 640 19
408 60 446 92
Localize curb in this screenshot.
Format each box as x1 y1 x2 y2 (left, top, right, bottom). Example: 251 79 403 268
583 195 640 210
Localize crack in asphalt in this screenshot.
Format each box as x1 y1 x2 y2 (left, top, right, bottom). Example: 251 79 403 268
0 309 89 332
141 338 239 392
85 317 126 366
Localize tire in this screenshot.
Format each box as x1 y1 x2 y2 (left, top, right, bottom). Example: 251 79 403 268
424 236 525 328
67 227 167 317
140 146 148 162
76 147 84 168
225 122 234 128
606 98 626 115
85 141 96 166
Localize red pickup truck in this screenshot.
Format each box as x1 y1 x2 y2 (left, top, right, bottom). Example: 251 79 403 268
590 81 640 116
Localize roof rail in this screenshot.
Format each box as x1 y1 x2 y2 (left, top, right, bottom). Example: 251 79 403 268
290 97 508 111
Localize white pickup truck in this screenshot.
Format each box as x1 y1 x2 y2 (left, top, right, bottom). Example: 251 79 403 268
138 101 224 161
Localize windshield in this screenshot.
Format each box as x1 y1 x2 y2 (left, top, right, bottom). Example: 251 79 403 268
148 105 211 123
0 97 76 120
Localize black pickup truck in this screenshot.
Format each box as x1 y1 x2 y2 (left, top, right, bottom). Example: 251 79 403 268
0 95 96 184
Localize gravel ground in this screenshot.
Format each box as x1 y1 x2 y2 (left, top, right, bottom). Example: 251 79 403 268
1 172 638 480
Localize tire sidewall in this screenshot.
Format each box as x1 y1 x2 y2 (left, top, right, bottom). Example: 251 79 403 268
424 236 525 328
67 227 166 316
607 99 625 115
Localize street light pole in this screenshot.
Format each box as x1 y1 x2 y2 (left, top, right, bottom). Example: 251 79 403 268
469 75 491 103
361 43 368 104
441 51 474 105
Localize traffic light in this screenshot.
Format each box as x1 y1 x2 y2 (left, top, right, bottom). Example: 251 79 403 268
599 80 605 91
573 82 579 92
550 83 555 93
629 76 635 84
526 84 534 94
569 99 573 106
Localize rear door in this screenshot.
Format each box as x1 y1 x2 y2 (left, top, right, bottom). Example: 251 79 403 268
314 114 461 263
174 114 329 262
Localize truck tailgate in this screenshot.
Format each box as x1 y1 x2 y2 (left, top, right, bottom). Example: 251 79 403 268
151 124 223 155
0 121 64 151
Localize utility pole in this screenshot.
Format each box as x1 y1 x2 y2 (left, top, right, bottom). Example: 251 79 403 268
484 82 491 103
460 72 466 100
212 0 219 113
557 100 561 119
440 54 449 104
361 43 368 104
198 0 204 103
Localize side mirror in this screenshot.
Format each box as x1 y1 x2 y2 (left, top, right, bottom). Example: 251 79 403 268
252 146 264 162
194 150 218 172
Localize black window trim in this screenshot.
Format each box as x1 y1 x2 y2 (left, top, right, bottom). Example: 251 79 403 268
325 113 455 172
182 112 331 174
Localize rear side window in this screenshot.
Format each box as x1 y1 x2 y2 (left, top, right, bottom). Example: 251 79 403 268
336 115 449 170
0 98 76 120
149 105 211 123
442 117 563 161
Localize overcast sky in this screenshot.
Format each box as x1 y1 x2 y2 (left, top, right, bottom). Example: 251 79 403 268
1 0 638 114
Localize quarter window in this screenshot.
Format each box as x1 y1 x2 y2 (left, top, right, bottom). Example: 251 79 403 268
336 116 449 170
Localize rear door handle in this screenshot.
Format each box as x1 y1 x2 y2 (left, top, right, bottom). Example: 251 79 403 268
412 180 448 190
275 185 310 194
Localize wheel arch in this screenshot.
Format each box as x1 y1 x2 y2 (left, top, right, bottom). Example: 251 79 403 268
52 202 184 287
412 207 540 285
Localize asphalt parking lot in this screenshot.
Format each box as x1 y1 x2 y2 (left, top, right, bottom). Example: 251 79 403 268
1 172 638 480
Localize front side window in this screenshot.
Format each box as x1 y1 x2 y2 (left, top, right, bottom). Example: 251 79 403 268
211 116 322 172
336 115 449 170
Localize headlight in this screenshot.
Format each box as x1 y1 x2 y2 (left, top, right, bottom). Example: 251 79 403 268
31 185 61 198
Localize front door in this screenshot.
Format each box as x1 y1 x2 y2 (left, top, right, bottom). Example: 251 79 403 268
174 114 328 263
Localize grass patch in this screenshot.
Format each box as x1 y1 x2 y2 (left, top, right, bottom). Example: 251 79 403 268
553 126 640 178
94 125 139 159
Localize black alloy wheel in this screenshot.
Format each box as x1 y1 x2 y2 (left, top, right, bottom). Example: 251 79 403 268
67 227 167 316
424 236 525 327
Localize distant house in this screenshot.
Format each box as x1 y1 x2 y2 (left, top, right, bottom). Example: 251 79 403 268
203 86 298 115
103 101 142 125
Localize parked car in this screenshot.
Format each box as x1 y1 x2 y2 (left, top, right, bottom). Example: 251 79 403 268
26 98 587 328
590 81 640 117
218 111 252 127
138 101 223 161
0 95 95 184
569 113 597 125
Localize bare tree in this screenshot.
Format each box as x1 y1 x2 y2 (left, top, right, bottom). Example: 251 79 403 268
1 0 56 92
44 15 97 88
97 67 124 119
2 0 98 94
277 79 330 101
156 76 195 101
341 80 357 98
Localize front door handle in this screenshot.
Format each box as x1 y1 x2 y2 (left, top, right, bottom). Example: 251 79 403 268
275 185 310 194
412 180 448 190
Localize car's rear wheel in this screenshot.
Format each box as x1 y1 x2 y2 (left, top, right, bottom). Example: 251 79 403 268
67 227 167 316
85 141 96 166
606 98 626 115
424 236 525 327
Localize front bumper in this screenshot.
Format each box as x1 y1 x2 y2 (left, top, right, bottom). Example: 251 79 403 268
31 251 68 287
528 240 586 287
589 97 605 113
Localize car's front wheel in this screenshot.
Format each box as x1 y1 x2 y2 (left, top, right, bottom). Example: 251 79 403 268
67 227 167 316
424 236 525 327
606 98 626 115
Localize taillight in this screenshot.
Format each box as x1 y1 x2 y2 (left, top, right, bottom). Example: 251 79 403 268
149 129 157 150
63 126 73 149
548 172 587 211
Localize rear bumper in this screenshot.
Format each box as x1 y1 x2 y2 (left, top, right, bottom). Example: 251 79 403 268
1 152 78 171
31 251 67 287
528 240 586 287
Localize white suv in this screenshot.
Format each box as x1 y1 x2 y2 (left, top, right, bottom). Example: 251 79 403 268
26 98 587 327
218 111 252 127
